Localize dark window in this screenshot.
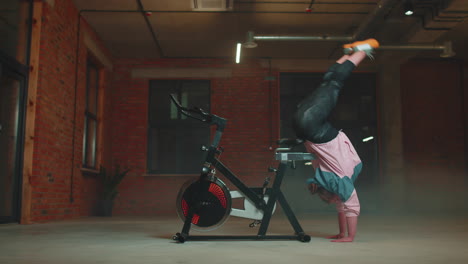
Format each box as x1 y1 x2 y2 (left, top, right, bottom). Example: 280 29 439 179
148 80 210 174
82 59 99 169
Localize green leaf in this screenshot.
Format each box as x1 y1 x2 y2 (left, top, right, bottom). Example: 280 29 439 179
99 165 130 200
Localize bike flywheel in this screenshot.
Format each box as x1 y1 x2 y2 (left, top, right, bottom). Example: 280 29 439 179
176 177 232 231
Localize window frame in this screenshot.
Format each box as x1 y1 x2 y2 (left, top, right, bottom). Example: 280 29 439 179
82 57 100 170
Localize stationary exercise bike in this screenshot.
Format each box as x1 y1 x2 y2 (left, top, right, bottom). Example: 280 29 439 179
170 95 313 243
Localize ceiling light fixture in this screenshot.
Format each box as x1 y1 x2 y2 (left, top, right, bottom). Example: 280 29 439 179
243 31 258 48
404 0 414 16
441 41 456 58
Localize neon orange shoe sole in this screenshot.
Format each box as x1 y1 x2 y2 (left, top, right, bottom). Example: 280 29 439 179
343 38 380 50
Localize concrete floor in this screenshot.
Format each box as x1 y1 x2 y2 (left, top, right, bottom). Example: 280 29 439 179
1 213 467 264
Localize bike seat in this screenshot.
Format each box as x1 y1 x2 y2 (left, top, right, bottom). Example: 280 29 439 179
276 138 304 147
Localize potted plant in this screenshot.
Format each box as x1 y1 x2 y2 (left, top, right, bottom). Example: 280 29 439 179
97 165 130 216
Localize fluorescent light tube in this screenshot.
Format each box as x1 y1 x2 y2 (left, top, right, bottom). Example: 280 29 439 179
236 43 241 63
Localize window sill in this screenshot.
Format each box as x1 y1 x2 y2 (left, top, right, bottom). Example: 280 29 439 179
142 173 199 177
81 167 100 176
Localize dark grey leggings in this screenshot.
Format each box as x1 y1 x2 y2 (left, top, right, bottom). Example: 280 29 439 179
292 60 355 143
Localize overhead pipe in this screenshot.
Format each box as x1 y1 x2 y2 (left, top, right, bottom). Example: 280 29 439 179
244 31 456 58
378 41 456 57
253 35 354 41
80 9 369 14
242 0 397 48
136 0 164 57
236 1 376 5
243 31 353 48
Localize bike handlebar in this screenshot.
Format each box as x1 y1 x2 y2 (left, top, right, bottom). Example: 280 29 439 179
170 94 212 123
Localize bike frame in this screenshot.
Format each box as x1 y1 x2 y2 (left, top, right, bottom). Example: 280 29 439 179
171 95 310 242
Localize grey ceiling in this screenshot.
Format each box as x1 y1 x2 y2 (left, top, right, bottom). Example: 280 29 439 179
72 0 468 60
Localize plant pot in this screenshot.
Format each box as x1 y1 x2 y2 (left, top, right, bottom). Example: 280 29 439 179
97 199 114 217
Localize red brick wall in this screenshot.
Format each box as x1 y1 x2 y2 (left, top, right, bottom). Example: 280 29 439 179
111 59 280 215
31 0 281 219
31 0 113 222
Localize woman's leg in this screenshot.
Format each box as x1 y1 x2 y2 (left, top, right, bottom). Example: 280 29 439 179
292 51 367 143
